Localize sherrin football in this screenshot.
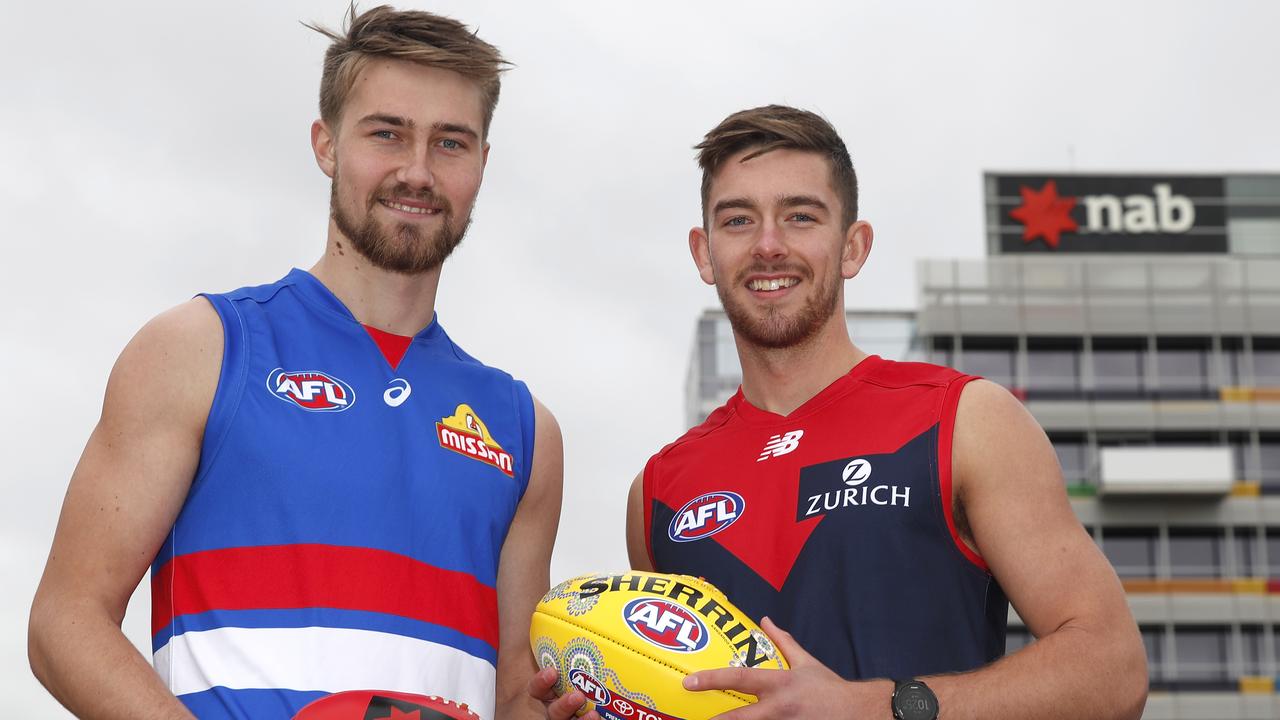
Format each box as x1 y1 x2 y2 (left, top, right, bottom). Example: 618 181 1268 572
530 571 788 720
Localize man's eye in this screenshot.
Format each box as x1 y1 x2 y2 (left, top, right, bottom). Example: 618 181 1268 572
725 216 750 227
372 130 396 140
792 213 816 223
440 138 464 150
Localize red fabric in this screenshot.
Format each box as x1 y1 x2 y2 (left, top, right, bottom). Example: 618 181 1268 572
151 544 499 648
363 325 414 370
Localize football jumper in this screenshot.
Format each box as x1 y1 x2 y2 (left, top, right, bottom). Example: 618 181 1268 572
644 356 1007 681
150 269 534 720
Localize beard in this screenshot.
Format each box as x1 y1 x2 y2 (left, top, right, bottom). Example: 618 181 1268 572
330 173 472 275
717 261 841 350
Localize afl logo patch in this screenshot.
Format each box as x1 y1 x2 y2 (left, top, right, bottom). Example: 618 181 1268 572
622 597 709 653
267 368 355 412
668 491 744 543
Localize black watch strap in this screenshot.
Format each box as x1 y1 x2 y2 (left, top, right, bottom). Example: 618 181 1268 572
891 679 939 720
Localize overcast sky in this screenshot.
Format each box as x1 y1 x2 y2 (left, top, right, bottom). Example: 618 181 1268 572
4 0 1279 715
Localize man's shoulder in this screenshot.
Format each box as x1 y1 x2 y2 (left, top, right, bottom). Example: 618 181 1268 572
858 356 972 390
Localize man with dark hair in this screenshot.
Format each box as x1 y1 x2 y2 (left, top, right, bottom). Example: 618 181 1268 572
533 105 1147 719
29 6 560 719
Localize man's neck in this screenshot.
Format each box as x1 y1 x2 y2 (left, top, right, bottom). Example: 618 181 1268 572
308 225 443 337
735 315 868 417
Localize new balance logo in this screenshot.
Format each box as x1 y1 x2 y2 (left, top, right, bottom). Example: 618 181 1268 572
758 430 804 461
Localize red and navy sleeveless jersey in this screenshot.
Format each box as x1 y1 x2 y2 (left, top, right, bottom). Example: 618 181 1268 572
150 269 535 719
643 356 1007 681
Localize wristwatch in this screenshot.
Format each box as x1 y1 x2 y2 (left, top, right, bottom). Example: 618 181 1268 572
891 679 938 720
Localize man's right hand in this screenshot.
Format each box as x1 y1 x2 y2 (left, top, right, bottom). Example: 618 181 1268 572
527 666 601 720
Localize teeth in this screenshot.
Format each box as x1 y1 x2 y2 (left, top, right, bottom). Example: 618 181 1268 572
748 277 798 291
383 200 434 215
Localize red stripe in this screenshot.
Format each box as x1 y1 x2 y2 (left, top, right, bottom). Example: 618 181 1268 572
151 544 498 647
939 376 990 573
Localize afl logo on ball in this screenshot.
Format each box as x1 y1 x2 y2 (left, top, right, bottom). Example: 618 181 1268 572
623 597 709 653
668 491 744 543
267 368 355 412
568 669 611 706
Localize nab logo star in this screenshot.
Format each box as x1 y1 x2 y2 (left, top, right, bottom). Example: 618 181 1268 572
1009 180 1078 248
758 429 804 461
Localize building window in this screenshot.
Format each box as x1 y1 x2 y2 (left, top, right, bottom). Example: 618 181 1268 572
1168 529 1223 578
1231 528 1259 578
959 336 1016 388
930 336 953 369
1101 527 1158 579
1155 337 1210 399
1266 529 1280 578
1048 433 1088 485
1254 337 1280 386
1005 628 1033 655
1174 626 1229 683
1142 626 1166 683
1219 337 1245 387
1025 337 1081 397
1241 625 1265 677
1228 431 1254 483
1260 434 1280 491
1091 337 1148 398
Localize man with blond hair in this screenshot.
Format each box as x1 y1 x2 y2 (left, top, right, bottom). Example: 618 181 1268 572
30 6 560 719
533 105 1147 720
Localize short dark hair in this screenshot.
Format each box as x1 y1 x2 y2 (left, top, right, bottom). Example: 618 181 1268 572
307 5 510 137
695 105 859 229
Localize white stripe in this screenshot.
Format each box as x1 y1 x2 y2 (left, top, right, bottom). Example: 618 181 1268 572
154 626 496 719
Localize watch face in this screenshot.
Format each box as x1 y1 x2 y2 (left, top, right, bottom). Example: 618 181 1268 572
893 682 938 720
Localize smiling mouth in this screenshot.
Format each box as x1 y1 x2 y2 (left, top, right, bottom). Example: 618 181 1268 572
747 277 799 292
379 199 441 216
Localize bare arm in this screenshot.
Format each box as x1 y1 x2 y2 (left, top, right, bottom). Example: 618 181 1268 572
920 380 1147 719
625 471 654 571
28 298 222 719
495 397 564 720
686 380 1147 720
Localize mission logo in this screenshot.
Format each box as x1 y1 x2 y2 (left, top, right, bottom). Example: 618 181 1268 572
435 403 515 476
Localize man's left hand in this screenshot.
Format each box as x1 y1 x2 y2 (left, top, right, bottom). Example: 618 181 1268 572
683 617 893 719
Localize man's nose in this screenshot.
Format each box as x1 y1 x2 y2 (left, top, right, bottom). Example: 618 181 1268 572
397 147 435 190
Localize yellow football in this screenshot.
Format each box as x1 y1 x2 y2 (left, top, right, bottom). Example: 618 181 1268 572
530 571 788 720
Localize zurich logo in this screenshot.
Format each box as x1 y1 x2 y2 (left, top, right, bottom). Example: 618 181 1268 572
267 368 356 412
623 597 709 653
669 491 744 543
842 458 872 485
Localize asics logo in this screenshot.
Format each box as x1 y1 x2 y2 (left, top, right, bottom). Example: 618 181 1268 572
383 378 412 407
757 430 804 461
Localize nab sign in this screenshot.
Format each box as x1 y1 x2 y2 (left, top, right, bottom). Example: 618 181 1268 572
989 174 1226 253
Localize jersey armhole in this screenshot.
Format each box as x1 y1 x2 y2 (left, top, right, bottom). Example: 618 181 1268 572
512 380 536 501
190 293 249 493
939 374 990 573
641 455 659 570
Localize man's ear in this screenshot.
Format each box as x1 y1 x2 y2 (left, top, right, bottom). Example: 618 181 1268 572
689 226 716 286
841 220 874 279
311 119 337 179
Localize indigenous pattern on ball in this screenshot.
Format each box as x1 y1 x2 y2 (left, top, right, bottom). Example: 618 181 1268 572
530 571 787 720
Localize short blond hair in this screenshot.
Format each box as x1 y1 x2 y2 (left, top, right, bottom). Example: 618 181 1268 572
307 5 510 137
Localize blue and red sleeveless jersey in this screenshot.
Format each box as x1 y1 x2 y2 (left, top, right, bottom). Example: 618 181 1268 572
643 356 1007 681
150 269 534 719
